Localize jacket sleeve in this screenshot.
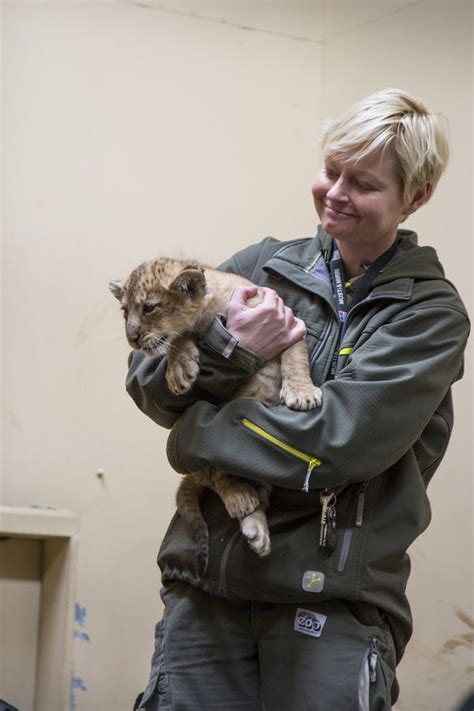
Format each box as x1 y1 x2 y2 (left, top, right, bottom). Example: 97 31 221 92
165 303 470 490
125 247 265 429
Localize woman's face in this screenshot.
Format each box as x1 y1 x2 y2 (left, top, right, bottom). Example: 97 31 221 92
312 149 408 253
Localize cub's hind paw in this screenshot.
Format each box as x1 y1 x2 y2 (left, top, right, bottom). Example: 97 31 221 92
241 512 271 557
280 383 322 411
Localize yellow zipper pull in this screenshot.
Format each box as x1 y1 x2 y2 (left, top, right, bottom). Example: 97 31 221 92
302 458 320 492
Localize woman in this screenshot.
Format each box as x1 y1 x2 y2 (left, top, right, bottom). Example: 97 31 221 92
127 89 470 710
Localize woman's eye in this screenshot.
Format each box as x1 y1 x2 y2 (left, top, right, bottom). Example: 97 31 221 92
354 180 374 191
143 303 158 315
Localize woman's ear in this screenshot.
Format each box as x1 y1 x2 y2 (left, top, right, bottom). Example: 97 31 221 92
402 183 433 218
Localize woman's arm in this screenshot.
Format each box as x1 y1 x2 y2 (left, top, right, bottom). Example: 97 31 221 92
164 302 469 491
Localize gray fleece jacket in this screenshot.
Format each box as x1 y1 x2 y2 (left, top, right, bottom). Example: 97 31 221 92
126 228 470 662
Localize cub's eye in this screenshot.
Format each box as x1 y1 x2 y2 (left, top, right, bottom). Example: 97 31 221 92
143 303 158 315
121 306 128 318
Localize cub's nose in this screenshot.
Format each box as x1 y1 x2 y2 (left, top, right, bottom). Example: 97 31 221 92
126 322 141 349
127 335 140 349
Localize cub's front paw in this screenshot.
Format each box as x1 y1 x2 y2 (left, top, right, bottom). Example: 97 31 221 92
166 344 200 395
280 382 322 410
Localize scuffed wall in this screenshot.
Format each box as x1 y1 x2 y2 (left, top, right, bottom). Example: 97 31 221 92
1 2 471 709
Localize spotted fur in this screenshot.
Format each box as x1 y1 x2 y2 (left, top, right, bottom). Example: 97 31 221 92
111 257 321 576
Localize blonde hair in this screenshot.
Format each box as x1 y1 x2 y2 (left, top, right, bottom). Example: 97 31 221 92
321 88 449 208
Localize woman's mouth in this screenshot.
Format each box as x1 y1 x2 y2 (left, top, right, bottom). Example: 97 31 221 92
324 203 357 218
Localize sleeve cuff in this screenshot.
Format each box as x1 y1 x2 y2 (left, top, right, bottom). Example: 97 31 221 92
200 315 263 374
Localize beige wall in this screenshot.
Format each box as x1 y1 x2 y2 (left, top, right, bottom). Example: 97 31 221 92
323 3 473 709
1 2 472 710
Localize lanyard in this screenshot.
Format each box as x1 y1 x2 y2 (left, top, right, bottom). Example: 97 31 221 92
328 240 398 378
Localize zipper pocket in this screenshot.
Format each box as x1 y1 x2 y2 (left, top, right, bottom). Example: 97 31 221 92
241 418 322 492
336 481 369 574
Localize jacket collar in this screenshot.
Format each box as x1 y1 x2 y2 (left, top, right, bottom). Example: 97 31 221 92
263 227 414 303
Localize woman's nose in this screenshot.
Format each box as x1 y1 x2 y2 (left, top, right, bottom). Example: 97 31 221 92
326 177 348 202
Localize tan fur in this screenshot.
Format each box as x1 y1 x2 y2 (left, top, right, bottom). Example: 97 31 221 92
110 257 321 574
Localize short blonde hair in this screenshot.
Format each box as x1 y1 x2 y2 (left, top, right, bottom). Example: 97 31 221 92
321 88 449 207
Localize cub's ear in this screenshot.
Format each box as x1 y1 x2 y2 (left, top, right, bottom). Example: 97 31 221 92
109 280 125 301
169 267 206 298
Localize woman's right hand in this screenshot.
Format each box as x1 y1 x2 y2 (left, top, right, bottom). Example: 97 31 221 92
226 285 307 361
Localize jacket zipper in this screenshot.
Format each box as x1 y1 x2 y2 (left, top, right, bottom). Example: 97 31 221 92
355 481 369 527
309 318 332 369
217 525 241 597
241 418 322 492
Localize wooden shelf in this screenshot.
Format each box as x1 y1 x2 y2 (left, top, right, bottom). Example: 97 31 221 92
0 505 79 539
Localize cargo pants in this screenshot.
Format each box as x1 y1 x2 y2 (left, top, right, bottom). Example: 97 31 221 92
135 581 399 711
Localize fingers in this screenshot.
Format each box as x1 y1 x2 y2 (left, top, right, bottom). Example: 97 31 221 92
231 285 259 306
226 282 307 360
290 317 307 342
260 287 279 305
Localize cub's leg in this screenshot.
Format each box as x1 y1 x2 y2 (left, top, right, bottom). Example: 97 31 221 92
279 339 322 410
211 471 261 519
166 336 200 395
239 484 272 557
212 474 272 557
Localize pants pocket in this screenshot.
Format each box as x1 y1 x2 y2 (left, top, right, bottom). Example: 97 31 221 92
357 636 394 711
139 620 172 710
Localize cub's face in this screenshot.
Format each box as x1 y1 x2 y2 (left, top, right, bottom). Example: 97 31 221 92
110 259 206 356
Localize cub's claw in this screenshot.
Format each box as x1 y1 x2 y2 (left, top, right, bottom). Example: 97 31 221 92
166 344 200 395
166 358 200 394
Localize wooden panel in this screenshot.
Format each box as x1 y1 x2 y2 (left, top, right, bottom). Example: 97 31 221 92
0 507 79 710
0 538 42 711
35 536 78 711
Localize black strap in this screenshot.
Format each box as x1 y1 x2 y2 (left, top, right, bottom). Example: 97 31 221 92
328 239 398 378
350 240 398 308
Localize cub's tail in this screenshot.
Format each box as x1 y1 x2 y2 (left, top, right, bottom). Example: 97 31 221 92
176 473 210 577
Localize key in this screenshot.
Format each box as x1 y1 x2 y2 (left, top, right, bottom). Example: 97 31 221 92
326 501 337 548
319 490 336 547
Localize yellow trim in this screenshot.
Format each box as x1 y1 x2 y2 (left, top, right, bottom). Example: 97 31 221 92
241 418 322 469
304 252 322 273
339 347 353 356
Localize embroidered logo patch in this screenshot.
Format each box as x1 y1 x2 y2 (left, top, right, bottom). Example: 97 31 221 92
301 570 325 593
294 608 327 638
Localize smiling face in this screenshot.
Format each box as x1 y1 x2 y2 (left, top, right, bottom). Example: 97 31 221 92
312 149 410 258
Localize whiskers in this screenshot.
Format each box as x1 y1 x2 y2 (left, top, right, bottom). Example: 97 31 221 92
139 331 200 364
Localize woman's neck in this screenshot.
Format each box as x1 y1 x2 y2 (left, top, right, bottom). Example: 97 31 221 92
335 237 397 279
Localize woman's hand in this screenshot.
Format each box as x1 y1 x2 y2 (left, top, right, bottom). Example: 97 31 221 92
226 285 307 361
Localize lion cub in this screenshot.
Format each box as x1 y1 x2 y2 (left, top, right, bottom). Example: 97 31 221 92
110 258 321 575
